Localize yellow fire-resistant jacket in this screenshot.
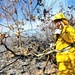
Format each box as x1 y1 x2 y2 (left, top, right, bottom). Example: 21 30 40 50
55 24 75 52
55 25 75 73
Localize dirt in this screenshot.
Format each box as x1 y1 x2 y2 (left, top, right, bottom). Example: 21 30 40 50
0 37 57 75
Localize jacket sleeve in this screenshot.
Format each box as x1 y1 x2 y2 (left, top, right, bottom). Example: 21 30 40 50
61 25 75 44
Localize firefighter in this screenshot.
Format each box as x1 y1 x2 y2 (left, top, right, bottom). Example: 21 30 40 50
52 12 75 75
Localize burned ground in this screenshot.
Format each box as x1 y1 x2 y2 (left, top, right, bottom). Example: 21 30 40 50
0 36 57 75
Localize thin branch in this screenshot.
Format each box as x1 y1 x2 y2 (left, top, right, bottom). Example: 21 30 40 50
43 55 50 73
0 5 16 21
1 42 17 56
32 3 38 13
0 24 9 28
0 56 21 71
31 45 72 57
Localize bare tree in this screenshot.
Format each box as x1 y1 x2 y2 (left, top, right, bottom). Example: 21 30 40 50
0 0 75 75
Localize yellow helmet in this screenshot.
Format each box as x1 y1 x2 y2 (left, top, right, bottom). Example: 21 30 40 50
53 13 67 21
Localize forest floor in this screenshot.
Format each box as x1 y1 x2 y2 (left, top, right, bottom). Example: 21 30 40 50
0 37 57 75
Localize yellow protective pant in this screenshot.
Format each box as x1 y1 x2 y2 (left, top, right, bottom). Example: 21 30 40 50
56 51 75 75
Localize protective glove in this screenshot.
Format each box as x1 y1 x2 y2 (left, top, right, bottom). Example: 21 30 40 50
54 29 62 34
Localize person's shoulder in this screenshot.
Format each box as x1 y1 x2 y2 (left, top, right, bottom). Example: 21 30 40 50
67 24 75 32
68 24 74 29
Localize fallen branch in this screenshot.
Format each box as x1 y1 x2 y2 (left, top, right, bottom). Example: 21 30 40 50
31 49 56 57
1 42 56 59
31 45 72 57
1 42 17 56
43 55 50 73
0 56 21 71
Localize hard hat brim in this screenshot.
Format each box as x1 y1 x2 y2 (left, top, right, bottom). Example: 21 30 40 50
52 18 68 22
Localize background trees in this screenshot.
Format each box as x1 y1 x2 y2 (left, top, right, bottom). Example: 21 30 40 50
0 0 75 75
0 0 75 40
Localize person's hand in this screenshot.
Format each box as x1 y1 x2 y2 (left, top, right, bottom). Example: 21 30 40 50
54 29 62 34
59 21 65 29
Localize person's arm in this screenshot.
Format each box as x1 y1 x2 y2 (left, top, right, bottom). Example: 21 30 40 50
61 25 75 44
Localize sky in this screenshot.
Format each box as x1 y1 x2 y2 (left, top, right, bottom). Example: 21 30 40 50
0 0 75 35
